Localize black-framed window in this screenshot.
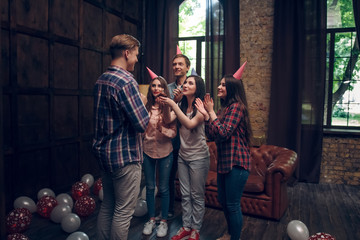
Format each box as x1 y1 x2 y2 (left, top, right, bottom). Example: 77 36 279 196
324 0 359 131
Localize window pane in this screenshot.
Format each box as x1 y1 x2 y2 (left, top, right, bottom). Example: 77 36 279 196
348 103 360 127
327 0 355 29
179 0 206 37
334 32 355 58
179 40 197 76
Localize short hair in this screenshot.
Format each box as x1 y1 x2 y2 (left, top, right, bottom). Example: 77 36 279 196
109 34 140 59
172 54 191 68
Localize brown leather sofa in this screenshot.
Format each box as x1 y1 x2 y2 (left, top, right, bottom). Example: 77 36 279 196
175 141 299 220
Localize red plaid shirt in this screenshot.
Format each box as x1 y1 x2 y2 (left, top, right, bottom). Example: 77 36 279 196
205 102 251 174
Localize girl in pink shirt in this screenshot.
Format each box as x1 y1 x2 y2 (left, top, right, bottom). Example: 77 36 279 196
142 75 177 238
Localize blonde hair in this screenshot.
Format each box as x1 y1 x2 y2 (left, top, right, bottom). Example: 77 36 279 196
109 34 140 59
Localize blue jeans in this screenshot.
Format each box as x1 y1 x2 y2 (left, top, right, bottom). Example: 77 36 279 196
217 166 249 240
143 153 173 220
97 163 141 240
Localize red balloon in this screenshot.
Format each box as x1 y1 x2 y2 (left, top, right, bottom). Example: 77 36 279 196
7 233 30 240
93 178 102 196
308 232 336 240
5 208 32 234
74 195 96 217
36 196 58 218
71 181 90 200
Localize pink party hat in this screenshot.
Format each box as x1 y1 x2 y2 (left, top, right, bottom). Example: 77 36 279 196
176 45 182 54
233 61 247 80
146 67 158 79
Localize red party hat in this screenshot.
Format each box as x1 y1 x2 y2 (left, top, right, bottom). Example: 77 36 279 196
176 45 182 54
146 67 158 80
233 61 247 80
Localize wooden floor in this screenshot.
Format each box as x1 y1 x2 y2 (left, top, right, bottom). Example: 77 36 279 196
21 182 360 240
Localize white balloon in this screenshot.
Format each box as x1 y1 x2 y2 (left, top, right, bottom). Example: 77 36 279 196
98 188 103 201
66 231 89 240
37 188 55 200
51 203 72 223
287 220 309 240
133 198 148 217
14 196 37 213
81 174 94 188
61 213 81 233
56 193 74 209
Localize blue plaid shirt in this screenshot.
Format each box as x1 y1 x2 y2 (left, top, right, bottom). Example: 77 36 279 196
92 65 149 172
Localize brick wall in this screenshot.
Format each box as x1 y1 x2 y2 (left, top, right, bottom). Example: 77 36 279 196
321 136 360 185
239 0 360 186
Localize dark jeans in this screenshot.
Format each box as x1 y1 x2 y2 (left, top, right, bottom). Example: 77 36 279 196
168 149 179 214
217 166 249 240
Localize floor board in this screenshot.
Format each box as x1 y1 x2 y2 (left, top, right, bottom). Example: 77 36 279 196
15 182 360 240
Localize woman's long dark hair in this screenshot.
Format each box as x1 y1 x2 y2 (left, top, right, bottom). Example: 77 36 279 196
145 76 170 113
220 75 253 145
179 75 206 120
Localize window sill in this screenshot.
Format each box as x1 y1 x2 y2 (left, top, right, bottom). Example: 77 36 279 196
323 128 360 136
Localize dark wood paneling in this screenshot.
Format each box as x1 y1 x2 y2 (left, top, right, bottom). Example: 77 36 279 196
80 96 94 136
83 2 103 49
53 95 78 139
124 0 139 20
17 34 49 88
18 94 49 146
80 49 102 90
106 0 124 14
105 12 124 47
15 149 51 199
53 43 79 89
52 0 79 40
52 143 79 191
1 30 9 87
16 0 48 31
2 95 12 151
80 140 99 177
1 0 9 22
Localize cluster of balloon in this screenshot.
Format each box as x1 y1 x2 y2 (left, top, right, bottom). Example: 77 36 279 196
74 196 96 217
308 232 336 240
6 174 96 239
5 208 32 234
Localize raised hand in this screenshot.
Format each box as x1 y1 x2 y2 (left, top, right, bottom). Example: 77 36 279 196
195 98 208 118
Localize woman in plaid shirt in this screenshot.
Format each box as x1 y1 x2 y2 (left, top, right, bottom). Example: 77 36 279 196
195 65 252 240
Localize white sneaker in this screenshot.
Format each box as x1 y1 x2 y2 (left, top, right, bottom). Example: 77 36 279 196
143 219 156 235
156 221 168 237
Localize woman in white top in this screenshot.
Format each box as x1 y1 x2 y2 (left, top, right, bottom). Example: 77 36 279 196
160 75 210 240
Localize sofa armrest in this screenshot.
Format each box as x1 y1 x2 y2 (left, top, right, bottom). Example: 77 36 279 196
266 146 298 182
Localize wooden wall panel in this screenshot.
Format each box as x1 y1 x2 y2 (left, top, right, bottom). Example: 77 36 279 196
15 149 51 198
105 12 124 48
83 2 103 49
81 96 94 136
1 30 9 87
17 34 49 88
53 43 79 89
53 96 78 139
52 0 79 40
2 95 12 151
106 0 124 14
80 141 99 177
124 0 139 20
52 143 79 191
16 0 48 31
80 49 102 90
1 0 9 22
18 95 49 146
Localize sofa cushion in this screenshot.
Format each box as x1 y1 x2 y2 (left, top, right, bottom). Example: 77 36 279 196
244 175 265 193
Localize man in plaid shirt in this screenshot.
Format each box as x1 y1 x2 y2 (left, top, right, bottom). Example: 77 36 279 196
93 34 149 240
